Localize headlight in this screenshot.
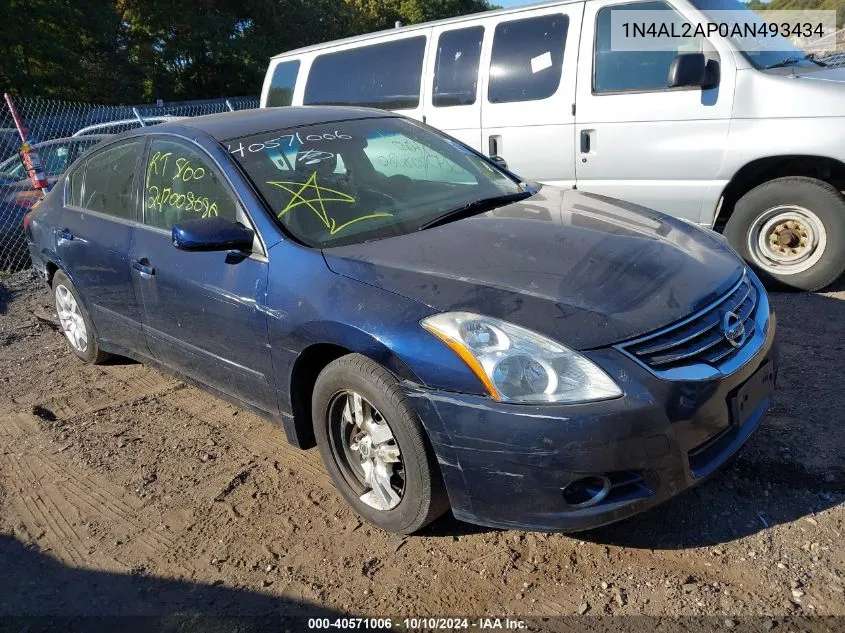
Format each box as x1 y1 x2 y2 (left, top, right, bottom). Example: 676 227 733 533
421 312 622 404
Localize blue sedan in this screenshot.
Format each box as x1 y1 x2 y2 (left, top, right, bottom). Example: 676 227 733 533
24 107 777 534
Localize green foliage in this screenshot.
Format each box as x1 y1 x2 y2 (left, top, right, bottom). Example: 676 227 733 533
0 0 498 104
745 0 844 40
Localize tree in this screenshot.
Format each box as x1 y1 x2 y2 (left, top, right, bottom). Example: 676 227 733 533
2 0 500 103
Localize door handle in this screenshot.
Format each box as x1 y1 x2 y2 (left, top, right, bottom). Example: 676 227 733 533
580 129 595 154
131 259 155 279
58 229 74 241
488 135 502 157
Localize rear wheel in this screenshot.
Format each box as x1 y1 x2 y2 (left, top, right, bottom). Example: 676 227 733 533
724 177 845 291
52 270 110 364
312 354 448 534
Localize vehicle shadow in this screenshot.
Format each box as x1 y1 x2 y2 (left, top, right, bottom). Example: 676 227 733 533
579 289 845 549
0 533 347 630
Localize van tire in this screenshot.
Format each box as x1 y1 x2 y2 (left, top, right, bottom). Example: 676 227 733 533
311 354 449 534
724 177 845 291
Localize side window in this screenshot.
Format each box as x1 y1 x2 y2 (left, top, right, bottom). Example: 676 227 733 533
433 26 484 107
68 162 85 207
144 139 237 231
488 14 569 104
304 36 427 110
267 60 300 107
594 2 701 93
80 140 144 219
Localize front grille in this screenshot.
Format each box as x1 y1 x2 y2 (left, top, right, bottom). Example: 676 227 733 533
621 274 758 371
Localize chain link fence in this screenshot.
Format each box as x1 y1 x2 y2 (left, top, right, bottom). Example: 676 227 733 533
0 96 258 272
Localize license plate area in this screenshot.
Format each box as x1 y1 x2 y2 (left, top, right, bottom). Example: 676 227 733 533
730 360 775 428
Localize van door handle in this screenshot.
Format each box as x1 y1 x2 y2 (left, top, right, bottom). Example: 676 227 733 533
131 259 155 279
580 129 595 154
58 229 73 242
488 135 501 157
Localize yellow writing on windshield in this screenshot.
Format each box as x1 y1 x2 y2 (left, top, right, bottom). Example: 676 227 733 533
267 171 392 235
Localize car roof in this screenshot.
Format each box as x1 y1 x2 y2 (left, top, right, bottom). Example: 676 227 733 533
136 106 397 144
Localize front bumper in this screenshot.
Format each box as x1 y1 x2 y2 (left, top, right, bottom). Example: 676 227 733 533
403 309 777 533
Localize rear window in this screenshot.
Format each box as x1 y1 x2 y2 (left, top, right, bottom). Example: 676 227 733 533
304 36 427 110
488 14 569 104
267 60 300 107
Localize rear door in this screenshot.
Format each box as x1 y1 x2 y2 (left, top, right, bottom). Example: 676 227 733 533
422 24 485 151
58 138 148 355
479 4 583 187
130 136 277 413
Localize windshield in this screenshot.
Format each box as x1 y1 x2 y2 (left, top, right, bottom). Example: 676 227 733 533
227 117 524 248
690 0 825 70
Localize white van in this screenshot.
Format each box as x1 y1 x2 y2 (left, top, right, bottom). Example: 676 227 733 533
261 0 845 291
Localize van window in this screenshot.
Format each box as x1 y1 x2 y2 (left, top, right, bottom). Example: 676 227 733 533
80 140 144 220
594 2 702 93
488 14 569 104
433 27 484 107
267 60 300 107
304 36 427 110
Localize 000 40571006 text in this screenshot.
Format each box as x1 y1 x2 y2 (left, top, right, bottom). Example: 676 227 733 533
145 150 219 218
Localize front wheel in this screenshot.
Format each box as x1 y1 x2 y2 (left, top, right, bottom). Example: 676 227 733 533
724 177 845 291
312 354 449 534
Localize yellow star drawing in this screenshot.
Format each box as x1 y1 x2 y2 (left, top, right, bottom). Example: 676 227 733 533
267 171 392 235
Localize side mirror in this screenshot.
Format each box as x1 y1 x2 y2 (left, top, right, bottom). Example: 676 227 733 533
668 53 716 89
172 216 254 252
490 155 508 171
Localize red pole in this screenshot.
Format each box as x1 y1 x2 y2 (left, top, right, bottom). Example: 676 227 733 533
3 92 48 190
4 92 30 143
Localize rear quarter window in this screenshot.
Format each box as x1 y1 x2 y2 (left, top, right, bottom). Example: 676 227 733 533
304 36 427 110
67 163 85 207
267 60 301 107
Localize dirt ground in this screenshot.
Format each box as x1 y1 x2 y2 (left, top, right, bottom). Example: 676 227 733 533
0 268 843 624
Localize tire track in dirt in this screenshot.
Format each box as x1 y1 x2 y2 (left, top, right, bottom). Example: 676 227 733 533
1 408 187 572
160 388 333 488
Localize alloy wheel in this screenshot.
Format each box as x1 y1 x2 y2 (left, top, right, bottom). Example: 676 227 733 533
55 284 88 353
327 390 405 511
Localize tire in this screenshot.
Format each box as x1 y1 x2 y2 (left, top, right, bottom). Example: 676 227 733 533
311 354 449 534
51 270 110 364
724 177 845 291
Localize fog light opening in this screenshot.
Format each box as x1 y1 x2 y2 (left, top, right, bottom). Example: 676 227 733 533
562 475 612 508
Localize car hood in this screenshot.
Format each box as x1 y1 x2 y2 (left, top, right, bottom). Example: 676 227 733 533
735 66 845 118
322 188 744 349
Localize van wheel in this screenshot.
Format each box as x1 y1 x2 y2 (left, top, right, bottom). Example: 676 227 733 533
52 270 110 364
311 354 449 534
724 177 845 291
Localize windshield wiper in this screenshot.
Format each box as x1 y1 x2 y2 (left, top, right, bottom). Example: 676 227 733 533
763 54 822 70
418 191 533 230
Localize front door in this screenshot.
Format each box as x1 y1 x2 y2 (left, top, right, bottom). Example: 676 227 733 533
130 136 277 413
574 0 736 222
479 3 583 187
